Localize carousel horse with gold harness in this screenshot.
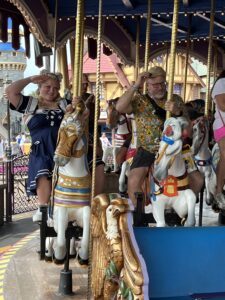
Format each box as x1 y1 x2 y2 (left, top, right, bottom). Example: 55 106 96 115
152 117 197 227
46 100 91 264
106 98 131 172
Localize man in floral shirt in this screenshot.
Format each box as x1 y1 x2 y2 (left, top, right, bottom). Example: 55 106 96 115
116 66 184 205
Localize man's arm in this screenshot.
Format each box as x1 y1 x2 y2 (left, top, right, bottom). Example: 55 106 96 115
116 71 151 114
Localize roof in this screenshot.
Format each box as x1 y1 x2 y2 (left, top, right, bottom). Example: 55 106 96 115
1 0 225 68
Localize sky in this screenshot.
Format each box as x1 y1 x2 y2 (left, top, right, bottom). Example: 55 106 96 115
23 35 44 94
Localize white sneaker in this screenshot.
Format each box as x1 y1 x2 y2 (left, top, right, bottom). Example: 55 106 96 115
32 208 42 223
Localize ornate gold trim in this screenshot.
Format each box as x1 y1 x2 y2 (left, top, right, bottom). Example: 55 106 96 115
91 194 147 299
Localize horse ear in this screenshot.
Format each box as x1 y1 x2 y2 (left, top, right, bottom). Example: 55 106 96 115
166 139 182 156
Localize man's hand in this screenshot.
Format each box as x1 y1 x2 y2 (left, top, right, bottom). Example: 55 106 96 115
134 71 151 89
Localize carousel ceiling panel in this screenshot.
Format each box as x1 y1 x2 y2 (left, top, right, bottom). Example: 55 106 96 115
2 0 225 67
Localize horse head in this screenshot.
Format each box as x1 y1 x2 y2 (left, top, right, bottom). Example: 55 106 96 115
106 99 120 129
54 101 87 166
191 116 208 156
154 117 187 181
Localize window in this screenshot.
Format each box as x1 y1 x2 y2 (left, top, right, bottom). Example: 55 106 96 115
174 83 182 95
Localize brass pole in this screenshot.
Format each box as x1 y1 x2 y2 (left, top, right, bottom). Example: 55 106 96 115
165 42 169 73
182 14 191 102
53 0 58 73
73 0 83 97
166 0 180 119
88 1 103 299
205 0 215 117
143 0 152 93
135 16 140 82
78 4 85 96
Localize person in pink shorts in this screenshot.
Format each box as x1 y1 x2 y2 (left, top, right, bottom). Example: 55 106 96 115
211 70 225 204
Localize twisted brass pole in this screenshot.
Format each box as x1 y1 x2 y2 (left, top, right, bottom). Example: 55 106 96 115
166 0 180 119
87 1 103 299
135 16 140 82
78 3 84 96
143 0 152 94
205 0 215 116
182 14 191 102
73 0 83 97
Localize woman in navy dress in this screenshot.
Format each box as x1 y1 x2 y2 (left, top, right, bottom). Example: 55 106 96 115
5 72 70 222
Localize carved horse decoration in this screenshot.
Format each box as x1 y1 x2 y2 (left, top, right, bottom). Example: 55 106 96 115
91 194 148 299
106 98 131 172
153 117 196 227
191 116 213 205
47 101 91 264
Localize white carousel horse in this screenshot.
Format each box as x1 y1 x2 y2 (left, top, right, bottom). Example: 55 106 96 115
118 114 137 194
47 102 91 264
152 117 196 227
191 117 213 205
106 99 131 172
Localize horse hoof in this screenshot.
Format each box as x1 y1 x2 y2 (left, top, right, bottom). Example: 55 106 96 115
53 257 65 265
45 255 53 262
77 254 88 266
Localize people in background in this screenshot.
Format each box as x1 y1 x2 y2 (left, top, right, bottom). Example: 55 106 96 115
211 70 225 206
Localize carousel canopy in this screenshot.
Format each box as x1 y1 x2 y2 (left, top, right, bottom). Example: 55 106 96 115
1 0 225 67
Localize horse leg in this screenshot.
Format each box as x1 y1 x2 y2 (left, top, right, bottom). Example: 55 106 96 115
119 161 128 194
45 237 54 261
78 206 90 264
152 197 167 227
54 207 68 263
184 190 196 227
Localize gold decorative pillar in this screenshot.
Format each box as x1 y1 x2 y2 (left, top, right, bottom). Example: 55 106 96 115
143 0 152 94
73 0 84 97
166 0 180 119
78 4 85 96
205 0 215 116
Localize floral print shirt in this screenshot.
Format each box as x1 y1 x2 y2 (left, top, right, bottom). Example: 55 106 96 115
131 93 183 152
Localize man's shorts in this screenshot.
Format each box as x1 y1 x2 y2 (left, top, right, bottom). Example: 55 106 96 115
87 145 105 172
130 147 155 170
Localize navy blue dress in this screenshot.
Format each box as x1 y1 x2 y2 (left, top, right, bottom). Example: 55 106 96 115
11 96 67 195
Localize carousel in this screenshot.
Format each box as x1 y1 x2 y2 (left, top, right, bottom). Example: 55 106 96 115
1 0 225 299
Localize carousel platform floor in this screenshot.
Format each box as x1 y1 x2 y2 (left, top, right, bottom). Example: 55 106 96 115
0 196 221 300
1 227 89 300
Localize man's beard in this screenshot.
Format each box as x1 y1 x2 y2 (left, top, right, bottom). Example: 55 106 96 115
150 91 166 100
